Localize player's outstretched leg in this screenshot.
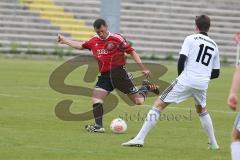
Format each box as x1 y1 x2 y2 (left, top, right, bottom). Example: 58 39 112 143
122 99 169 147
231 113 240 160
196 105 219 150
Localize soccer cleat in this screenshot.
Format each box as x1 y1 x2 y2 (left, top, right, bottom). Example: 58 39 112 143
122 138 144 147
142 80 160 95
208 143 220 150
85 124 105 133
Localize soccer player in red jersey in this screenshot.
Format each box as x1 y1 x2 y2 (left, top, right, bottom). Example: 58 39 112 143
57 18 159 133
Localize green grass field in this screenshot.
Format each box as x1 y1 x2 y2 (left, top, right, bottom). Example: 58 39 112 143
0 57 238 160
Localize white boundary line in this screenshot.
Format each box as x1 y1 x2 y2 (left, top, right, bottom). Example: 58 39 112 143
0 93 81 103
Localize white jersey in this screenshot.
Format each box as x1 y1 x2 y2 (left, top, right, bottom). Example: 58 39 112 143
177 33 220 90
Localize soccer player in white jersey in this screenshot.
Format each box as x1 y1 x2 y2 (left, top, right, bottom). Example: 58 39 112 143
228 64 240 160
122 15 220 150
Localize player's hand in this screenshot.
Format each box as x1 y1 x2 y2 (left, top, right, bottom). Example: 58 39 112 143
228 93 238 111
142 69 151 78
57 34 66 44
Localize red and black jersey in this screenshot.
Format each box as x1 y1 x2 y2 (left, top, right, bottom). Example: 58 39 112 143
82 32 134 73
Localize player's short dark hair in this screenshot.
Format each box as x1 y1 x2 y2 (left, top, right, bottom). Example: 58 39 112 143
195 15 211 32
93 18 107 29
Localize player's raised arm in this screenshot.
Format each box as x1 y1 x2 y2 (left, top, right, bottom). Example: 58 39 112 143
129 50 151 78
57 34 84 50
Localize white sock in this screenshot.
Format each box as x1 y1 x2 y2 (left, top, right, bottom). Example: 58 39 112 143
135 107 160 141
231 141 240 160
199 112 218 145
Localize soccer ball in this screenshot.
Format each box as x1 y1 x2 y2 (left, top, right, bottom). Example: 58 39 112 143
110 118 127 133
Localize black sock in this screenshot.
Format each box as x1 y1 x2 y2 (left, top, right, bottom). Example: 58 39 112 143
138 85 148 99
93 103 103 127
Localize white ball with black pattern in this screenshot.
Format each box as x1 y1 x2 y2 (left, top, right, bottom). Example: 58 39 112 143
110 118 127 133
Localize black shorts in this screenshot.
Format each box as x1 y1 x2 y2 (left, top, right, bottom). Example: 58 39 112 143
95 66 138 94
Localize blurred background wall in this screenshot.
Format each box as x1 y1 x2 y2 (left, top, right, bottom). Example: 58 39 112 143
0 0 239 62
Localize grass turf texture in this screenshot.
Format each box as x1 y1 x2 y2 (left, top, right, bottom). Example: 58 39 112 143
0 57 238 160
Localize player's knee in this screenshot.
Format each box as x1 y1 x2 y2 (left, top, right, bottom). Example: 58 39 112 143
196 108 202 114
133 98 144 105
231 129 240 142
92 97 103 104
195 105 206 114
135 101 144 105
153 99 168 111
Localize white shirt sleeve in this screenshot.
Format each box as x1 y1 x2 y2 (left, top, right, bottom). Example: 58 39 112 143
179 36 191 57
212 47 220 69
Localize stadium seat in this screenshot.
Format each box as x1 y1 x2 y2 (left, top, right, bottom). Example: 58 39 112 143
0 0 239 61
